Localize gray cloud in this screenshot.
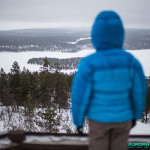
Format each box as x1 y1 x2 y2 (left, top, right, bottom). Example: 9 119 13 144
0 0 150 29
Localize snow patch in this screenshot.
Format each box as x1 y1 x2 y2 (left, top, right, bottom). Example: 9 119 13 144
130 121 150 135
68 37 91 44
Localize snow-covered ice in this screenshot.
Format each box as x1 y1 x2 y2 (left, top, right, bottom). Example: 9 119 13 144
0 49 95 73
127 50 150 76
0 49 150 75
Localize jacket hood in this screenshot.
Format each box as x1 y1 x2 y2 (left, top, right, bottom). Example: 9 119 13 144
91 11 124 50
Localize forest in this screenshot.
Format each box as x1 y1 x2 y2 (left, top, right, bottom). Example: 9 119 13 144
0 58 150 133
27 57 81 70
0 58 75 133
0 28 150 52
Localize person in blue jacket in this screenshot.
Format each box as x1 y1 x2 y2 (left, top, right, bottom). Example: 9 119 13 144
71 10 147 150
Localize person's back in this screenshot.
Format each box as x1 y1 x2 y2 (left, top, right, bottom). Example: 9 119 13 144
85 50 143 123
71 11 147 150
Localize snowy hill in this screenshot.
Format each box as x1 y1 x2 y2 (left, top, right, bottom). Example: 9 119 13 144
0 28 150 52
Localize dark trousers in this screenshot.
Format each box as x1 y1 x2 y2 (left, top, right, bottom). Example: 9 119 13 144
89 119 132 150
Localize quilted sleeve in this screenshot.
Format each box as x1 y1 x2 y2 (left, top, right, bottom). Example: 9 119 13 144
71 58 92 127
131 61 147 120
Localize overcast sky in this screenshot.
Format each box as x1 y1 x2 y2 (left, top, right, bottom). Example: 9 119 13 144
0 0 150 30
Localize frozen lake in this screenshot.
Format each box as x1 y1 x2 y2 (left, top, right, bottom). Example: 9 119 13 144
0 49 150 76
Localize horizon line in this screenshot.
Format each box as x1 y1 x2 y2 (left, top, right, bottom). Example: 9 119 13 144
0 27 150 32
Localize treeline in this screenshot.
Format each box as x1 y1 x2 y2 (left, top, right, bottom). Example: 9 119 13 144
0 59 74 109
0 29 92 52
0 58 75 132
28 57 81 70
1 59 150 112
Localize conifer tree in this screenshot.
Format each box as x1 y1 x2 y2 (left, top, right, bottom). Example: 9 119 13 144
19 71 31 104
54 72 70 111
24 92 35 131
0 68 10 105
35 107 60 132
40 57 51 72
8 61 21 105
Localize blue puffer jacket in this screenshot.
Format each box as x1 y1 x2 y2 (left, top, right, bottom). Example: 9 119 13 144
71 11 147 127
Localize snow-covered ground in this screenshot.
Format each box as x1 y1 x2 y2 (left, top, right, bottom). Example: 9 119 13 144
0 106 150 149
0 105 149 135
130 121 150 135
0 106 75 134
0 49 150 75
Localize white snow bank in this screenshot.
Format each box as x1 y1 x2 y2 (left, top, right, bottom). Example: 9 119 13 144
24 135 88 145
130 121 150 135
0 138 12 149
